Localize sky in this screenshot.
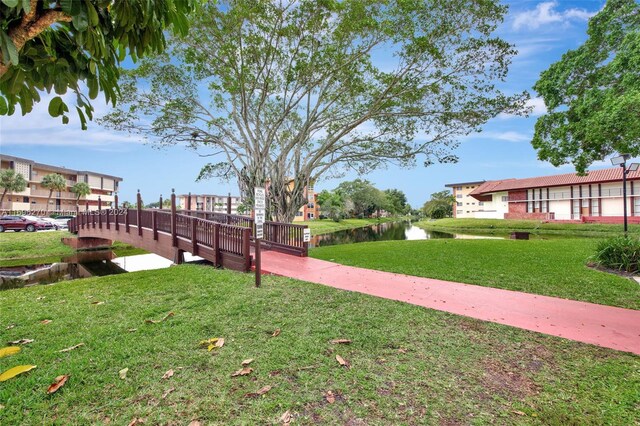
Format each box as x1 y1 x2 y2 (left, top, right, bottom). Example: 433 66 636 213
0 0 612 207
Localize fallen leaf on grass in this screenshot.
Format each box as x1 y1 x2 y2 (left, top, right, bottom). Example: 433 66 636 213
46 375 69 394
398 348 408 354
40 319 52 325
245 385 272 398
330 339 352 345
0 365 37 382
280 410 291 425
512 410 526 416
7 339 33 345
119 368 129 379
0 346 20 358
199 337 224 351
128 418 145 426
241 358 254 366
36 296 45 301
188 421 201 426
59 343 84 353
335 355 350 368
325 390 336 404
161 387 175 399
91 301 105 306
5 324 15 330
271 329 281 337
161 370 174 380
145 312 174 324
231 367 253 377
128 328 138 333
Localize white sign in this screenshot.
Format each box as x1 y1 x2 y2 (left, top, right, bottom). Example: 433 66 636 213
255 224 264 239
303 228 311 242
255 208 266 226
254 187 266 210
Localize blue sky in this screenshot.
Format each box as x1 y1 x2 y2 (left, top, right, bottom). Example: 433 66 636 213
0 0 609 207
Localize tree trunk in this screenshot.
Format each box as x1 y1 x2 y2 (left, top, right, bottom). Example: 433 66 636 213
46 190 52 213
0 189 7 209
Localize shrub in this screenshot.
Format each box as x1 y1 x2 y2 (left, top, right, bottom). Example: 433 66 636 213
592 236 640 273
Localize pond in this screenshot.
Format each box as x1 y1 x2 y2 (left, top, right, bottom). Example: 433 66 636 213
309 221 504 248
0 251 205 290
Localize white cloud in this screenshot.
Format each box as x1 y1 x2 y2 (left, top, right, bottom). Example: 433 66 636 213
488 131 532 143
512 2 596 31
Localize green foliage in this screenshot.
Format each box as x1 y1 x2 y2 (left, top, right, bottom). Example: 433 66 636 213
40 173 66 211
102 0 527 222
0 168 27 206
592 236 640 273
383 189 410 215
317 189 347 221
336 179 387 218
70 181 91 203
532 0 640 173
0 0 198 127
422 190 455 219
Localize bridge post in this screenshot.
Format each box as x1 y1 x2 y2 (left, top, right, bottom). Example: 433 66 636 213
125 208 130 233
243 228 251 272
98 196 102 229
85 201 89 212
213 223 220 266
171 189 177 247
152 210 158 240
114 193 119 209
191 218 198 255
106 207 110 230
137 190 142 237
115 207 119 231
227 193 231 224
187 192 192 212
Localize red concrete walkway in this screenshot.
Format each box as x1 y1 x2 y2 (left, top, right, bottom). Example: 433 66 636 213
261 251 640 355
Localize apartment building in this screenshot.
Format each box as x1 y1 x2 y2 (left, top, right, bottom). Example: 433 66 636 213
463 167 640 223
178 194 244 215
292 180 319 222
444 181 486 218
0 155 122 213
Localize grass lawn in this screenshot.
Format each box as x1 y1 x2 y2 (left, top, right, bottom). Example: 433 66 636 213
311 239 640 310
0 231 146 267
301 218 395 235
0 265 637 424
417 218 640 237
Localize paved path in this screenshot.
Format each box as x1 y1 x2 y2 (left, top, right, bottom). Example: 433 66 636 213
261 251 640 355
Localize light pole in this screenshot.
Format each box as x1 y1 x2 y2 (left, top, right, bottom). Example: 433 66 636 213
610 154 639 235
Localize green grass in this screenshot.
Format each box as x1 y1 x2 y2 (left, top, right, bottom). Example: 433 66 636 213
0 266 637 424
311 239 640 310
302 218 395 235
417 218 640 238
0 231 147 267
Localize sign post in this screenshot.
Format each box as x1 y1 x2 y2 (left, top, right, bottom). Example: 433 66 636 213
254 187 266 288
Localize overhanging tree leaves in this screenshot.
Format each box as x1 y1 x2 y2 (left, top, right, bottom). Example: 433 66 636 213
103 0 528 222
532 0 640 173
0 0 198 127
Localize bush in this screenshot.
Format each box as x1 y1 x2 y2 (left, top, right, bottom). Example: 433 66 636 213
592 236 640 273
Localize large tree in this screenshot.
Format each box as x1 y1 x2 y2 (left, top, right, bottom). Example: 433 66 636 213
70 181 91 208
40 172 66 212
0 169 27 208
0 0 197 127
336 179 387 218
422 190 455 219
532 0 640 173
103 0 527 222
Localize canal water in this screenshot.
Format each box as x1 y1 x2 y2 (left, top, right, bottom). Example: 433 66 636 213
310 221 503 248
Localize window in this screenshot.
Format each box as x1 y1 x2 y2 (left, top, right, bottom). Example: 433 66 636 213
457 202 462 207
457 186 462 191
479 202 484 206
296 211 303 216
541 201 547 213
457 194 462 199
307 213 314 219
592 198 599 216
22 197 29 203
501 196 508 202
582 199 588 208
572 199 580 219
634 198 640 216
456 210 462 214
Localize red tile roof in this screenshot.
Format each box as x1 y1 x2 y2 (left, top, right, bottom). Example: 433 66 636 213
470 167 640 196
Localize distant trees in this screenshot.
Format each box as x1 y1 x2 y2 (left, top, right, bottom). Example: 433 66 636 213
317 180 410 221
0 169 27 207
146 199 171 209
40 173 66 212
422 190 455 219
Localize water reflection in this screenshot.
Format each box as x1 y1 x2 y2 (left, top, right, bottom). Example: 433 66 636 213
310 221 504 248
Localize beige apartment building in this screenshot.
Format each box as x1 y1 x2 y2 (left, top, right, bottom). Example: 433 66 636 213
444 181 486 218
178 194 244 214
0 155 122 213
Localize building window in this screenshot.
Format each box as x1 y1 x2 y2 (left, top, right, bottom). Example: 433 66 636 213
634 197 640 216
592 198 599 216
478 202 484 206
456 210 462 214
296 211 303 216
457 202 462 207
501 196 508 202
22 197 29 203
572 199 580 219
541 201 547 213
457 186 462 191
457 194 462 199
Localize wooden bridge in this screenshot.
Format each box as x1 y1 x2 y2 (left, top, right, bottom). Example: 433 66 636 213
68 192 308 272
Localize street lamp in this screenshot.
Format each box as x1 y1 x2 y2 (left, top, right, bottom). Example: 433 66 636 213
611 154 639 235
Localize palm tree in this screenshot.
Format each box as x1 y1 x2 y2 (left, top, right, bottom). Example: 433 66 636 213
0 169 28 208
70 182 91 210
40 173 67 212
